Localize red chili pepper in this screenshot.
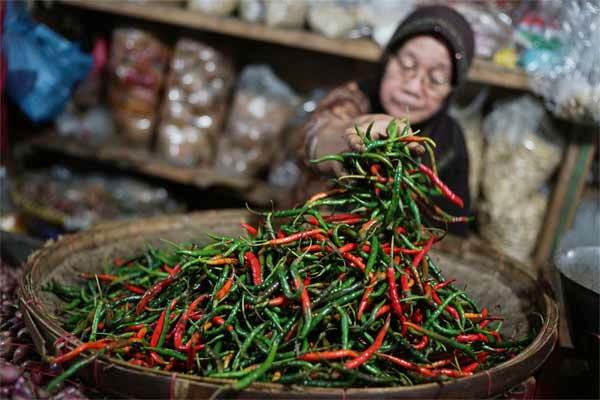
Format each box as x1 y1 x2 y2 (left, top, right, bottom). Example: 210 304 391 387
418 163 464 208
149 351 167 366
244 251 263 285
342 253 366 271
299 349 359 361
113 258 126 267
129 359 147 367
52 339 113 364
295 277 311 323
370 164 387 183
174 295 207 351
413 335 429 350
187 333 200 370
122 282 146 295
212 316 226 325
412 308 424 323
377 353 437 377
433 279 457 290
462 362 480 373
150 299 177 347
306 188 347 203
276 230 285 239
387 267 404 320
206 257 239 265
215 273 234 299
301 244 325 253
359 219 380 238
431 290 460 320
375 304 391 318
268 296 286 307
135 327 147 339
241 223 258 237
456 334 486 343
437 368 473 377
357 274 377 320
265 229 324 246
345 315 390 369
125 323 147 332
135 272 179 315
395 226 406 235
338 243 358 253
161 264 175 275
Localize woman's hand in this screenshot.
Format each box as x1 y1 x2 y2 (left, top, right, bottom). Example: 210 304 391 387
343 114 425 155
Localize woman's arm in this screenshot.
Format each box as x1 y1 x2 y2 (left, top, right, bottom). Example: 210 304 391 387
302 82 370 175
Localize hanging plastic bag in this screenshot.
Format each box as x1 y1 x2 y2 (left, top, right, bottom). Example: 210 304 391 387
449 89 488 204
523 0 600 125
479 96 563 262
2 1 92 122
215 65 298 178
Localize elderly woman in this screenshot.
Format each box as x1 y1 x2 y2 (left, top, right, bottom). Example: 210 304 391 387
302 5 475 236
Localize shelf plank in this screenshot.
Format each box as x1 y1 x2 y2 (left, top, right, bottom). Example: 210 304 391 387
61 0 530 91
25 133 281 205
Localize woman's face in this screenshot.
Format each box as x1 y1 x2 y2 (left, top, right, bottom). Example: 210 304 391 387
379 35 453 124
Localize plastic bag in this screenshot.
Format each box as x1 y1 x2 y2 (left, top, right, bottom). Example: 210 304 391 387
478 96 563 262
215 65 298 178
157 39 234 166
187 0 238 16
449 89 487 205
2 1 92 122
355 0 416 47
523 0 600 125
307 0 357 39
453 2 513 59
264 0 308 29
108 28 170 146
239 0 265 23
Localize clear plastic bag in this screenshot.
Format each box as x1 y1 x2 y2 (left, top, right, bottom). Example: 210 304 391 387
187 0 238 16
215 65 298 178
2 1 92 122
523 1 600 125
157 39 235 166
479 96 563 262
449 89 488 205
239 0 265 23
264 0 308 29
453 2 514 59
108 29 170 146
355 0 416 47
307 0 357 39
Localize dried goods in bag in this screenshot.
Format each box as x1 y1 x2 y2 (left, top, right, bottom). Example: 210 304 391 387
157 39 235 166
108 29 170 146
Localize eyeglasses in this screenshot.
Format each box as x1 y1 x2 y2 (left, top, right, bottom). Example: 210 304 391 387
387 52 452 97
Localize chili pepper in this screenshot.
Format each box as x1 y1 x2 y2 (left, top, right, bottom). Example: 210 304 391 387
299 349 359 362
357 274 377 320
345 315 390 369
386 267 404 320
376 353 437 377
413 335 429 350
430 290 461 321
206 257 239 265
241 223 258 237
342 253 366 271
417 164 464 208
434 279 456 290
244 252 263 285
215 274 234 300
52 339 113 364
135 272 179 315
265 229 324 246
306 188 347 204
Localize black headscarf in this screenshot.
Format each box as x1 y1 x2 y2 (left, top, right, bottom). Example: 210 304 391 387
359 5 475 236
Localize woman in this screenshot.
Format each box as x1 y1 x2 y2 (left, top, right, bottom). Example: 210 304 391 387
302 5 475 236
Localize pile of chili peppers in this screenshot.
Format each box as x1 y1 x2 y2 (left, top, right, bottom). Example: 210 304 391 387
44 120 532 392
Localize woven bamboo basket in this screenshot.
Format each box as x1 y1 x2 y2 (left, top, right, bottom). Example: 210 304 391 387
19 210 558 399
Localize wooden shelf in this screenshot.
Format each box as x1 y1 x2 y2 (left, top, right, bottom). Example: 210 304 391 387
61 0 530 91
24 133 282 206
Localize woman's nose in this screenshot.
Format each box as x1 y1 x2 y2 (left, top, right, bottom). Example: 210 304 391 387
403 73 424 98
